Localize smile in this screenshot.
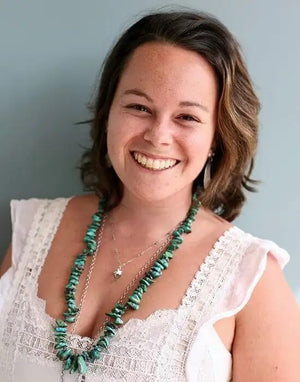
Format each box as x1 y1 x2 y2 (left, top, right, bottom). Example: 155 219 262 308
132 152 178 170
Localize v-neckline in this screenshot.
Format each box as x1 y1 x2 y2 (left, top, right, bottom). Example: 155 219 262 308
32 196 239 344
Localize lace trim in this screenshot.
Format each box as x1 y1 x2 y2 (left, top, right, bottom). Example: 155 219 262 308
0 198 248 381
156 227 249 379
0 198 72 380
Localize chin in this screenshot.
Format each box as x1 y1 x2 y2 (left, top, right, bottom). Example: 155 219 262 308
125 183 192 205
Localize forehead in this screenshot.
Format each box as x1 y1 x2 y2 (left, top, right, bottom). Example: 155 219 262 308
116 42 218 104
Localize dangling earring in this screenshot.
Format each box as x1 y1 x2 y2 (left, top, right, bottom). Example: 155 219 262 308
203 151 214 189
105 153 112 168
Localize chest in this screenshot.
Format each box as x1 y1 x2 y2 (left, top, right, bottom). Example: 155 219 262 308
37 215 236 354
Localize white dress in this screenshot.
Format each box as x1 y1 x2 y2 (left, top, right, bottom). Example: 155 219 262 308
0 197 290 382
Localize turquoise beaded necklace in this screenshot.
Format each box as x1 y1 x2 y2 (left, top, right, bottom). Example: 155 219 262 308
54 193 201 376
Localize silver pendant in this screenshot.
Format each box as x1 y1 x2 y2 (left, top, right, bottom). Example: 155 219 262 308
113 267 123 279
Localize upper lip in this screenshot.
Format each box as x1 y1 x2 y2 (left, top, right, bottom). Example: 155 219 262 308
131 150 180 162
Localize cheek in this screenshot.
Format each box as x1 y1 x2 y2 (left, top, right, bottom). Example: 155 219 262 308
187 131 214 157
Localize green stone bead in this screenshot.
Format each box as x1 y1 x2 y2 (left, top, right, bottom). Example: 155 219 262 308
55 320 67 327
92 214 101 222
77 355 88 375
89 348 101 361
65 316 76 323
55 332 66 338
173 237 183 244
105 322 117 329
88 223 98 230
55 342 67 349
64 356 73 371
97 336 110 348
153 262 164 271
66 283 76 290
77 254 86 260
128 294 141 304
168 243 178 250
70 355 78 374
127 301 140 310
140 279 150 287
74 259 85 266
152 265 162 273
73 265 83 272
164 250 174 259
134 290 142 299
66 307 77 314
67 302 77 310
139 283 148 292
55 336 66 343
144 276 154 284
104 326 116 336
157 259 169 269
136 286 144 294
66 298 76 306
87 241 97 251
149 270 161 278
57 348 72 360
115 317 123 325
81 351 91 362
55 327 67 333
105 312 120 319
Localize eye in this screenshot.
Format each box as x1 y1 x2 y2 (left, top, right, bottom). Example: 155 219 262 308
178 114 201 123
126 104 150 113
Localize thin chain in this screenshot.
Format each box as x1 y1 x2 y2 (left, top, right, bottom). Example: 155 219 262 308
70 214 107 335
93 233 172 339
110 219 175 277
61 215 107 381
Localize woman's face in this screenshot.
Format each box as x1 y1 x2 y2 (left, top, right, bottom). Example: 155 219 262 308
107 42 218 203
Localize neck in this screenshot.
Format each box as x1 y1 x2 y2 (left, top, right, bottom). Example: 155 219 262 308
109 189 194 240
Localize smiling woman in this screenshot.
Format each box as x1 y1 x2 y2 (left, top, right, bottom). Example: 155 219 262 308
106 42 217 203
0 9 299 382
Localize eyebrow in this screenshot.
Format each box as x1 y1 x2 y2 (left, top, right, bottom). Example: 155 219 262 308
122 88 209 113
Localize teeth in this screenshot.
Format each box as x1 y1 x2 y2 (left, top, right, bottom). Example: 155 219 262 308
153 159 160 169
133 152 177 170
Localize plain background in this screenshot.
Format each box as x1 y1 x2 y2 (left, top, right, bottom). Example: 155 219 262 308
0 0 299 300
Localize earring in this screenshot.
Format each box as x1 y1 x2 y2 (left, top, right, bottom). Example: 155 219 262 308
105 153 112 168
203 151 214 189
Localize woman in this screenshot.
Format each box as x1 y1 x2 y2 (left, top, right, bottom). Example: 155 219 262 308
0 10 299 382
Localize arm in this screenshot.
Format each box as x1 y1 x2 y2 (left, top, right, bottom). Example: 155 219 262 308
0 244 12 278
232 253 300 381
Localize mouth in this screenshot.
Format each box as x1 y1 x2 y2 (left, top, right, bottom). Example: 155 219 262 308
131 151 179 171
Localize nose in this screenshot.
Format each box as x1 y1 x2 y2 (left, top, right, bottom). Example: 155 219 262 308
143 117 173 147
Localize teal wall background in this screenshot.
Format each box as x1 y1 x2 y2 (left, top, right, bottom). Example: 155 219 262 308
1 0 299 299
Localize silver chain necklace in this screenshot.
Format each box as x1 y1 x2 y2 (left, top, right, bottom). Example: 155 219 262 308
110 220 173 279
61 214 172 382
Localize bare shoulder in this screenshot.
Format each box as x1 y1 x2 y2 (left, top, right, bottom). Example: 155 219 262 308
64 193 99 220
232 252 300 380
197 207 233 241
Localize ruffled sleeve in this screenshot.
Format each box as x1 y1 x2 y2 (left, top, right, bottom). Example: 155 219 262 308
210 233 290 321
0 199 42 311
185 230 291 382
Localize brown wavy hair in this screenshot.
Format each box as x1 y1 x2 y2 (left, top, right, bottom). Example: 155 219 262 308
79 10 260 221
